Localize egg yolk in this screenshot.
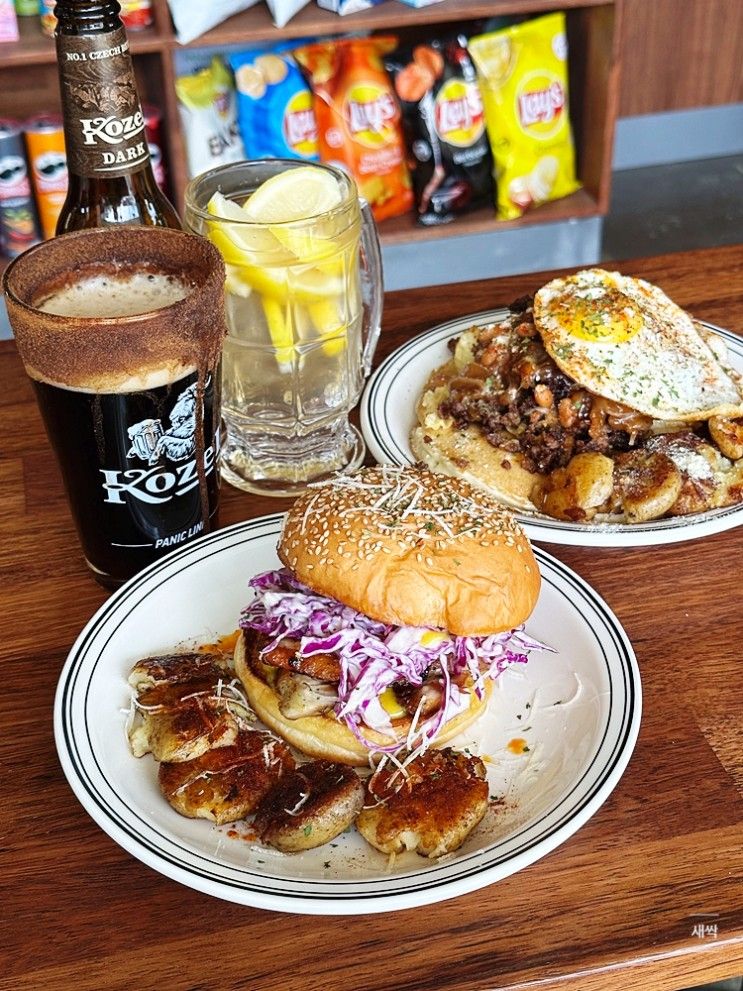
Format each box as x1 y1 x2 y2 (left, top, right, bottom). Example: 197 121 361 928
558 290 644 344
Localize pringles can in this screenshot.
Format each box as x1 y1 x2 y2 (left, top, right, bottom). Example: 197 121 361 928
143 104 167 191
0 118 39 258
25 113 68 239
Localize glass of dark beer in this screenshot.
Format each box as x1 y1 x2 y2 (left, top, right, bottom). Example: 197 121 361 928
3 227 226 587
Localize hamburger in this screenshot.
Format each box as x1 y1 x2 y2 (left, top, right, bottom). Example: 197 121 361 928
235 466 545 766
412 269 743 523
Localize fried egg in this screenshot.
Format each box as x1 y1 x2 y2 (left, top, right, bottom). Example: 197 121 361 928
533 269 743 421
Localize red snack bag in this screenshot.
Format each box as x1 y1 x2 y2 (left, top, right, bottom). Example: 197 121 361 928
294 37 413 222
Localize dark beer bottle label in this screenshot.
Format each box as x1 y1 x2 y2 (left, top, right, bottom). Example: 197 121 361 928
57 28 151 178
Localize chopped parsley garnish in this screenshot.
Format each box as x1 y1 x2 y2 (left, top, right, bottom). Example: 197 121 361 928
554 343 575 359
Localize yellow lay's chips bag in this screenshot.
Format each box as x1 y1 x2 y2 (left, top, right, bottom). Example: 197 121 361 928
469 12 580 220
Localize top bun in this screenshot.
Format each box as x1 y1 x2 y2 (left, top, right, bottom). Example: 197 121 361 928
279 466 540 636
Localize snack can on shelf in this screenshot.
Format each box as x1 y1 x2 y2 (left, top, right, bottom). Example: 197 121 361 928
14 0 39 17
25 113 68 239
39 0 55 36
120 0 153 30
142 104 167 190
0 118 39 257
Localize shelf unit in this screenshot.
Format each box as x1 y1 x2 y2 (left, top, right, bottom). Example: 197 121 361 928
0 0 620 257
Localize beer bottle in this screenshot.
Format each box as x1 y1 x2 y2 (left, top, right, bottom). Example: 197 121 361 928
54 0 181 233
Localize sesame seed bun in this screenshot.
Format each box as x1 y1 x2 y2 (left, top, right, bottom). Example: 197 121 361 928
234 632 492 767
278 466 540 636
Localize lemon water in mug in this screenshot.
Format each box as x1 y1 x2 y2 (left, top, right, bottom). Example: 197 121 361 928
185 162 382 496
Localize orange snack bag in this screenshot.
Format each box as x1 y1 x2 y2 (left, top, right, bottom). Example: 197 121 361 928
294 37 413 222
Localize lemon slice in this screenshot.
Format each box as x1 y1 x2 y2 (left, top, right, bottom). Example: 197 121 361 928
261 296 294 369
225 263 342 305
290 267 344 299
308 298 348 357
206 192 283 256
224 263 253 298
242 166 343 224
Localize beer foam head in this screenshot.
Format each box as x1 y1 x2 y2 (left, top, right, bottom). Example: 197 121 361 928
3 227 226 393
38 272 191 319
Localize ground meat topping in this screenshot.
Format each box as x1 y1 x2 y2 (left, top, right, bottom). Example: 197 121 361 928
439 302 649 474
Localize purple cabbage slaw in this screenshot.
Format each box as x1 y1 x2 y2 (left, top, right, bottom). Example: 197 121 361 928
241 569 553 757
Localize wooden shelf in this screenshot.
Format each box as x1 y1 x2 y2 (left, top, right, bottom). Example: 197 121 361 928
379 188 601 244
184 0 611 47
0 0 620 263
0 16 164 66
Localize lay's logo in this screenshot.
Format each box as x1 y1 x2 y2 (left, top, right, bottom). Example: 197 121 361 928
517 80 565 130
344 83 398 149
283 90 318 159
434 79 485 148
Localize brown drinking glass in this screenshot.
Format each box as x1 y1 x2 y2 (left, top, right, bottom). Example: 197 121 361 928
3 227 226 586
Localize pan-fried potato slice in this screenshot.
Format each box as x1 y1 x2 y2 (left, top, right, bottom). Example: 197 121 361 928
254 761 364 852
158 729 294 825
613 450 682 522
709 415 743 460
537 453 614 522
357 748 488 859
128 652 249 763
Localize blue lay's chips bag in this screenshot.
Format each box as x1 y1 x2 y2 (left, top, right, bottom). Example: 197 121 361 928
229 47 319 160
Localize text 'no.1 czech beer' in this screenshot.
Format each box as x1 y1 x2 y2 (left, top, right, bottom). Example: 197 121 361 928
53 0 180 232
3 227 226 586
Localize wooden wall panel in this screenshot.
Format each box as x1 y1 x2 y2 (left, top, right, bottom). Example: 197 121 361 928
619 0 743 116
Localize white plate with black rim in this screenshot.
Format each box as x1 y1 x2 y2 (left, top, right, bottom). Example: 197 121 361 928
55 515 641 915
360 309 743 546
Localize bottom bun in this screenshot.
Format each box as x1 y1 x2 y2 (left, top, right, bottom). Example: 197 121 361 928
234 634 491 767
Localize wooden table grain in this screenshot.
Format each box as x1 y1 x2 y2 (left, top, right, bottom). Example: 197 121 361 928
1 246 741 991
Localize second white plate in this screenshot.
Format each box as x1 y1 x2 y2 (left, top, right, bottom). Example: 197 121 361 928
361 309 743 546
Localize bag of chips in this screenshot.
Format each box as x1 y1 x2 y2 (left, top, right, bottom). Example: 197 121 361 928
469 12 580 220
294 36 413 222
265 0 310 27
230 47 318 160
386 36 492 226
175 57 246 179
316 0 386 14
167 0 257 45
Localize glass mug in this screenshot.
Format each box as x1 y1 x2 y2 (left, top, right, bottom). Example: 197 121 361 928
185 160 383 496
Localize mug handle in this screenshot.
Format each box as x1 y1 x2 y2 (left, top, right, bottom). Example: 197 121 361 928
358 199 384 377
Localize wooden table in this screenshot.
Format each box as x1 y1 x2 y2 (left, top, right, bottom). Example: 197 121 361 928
1 246 741 991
